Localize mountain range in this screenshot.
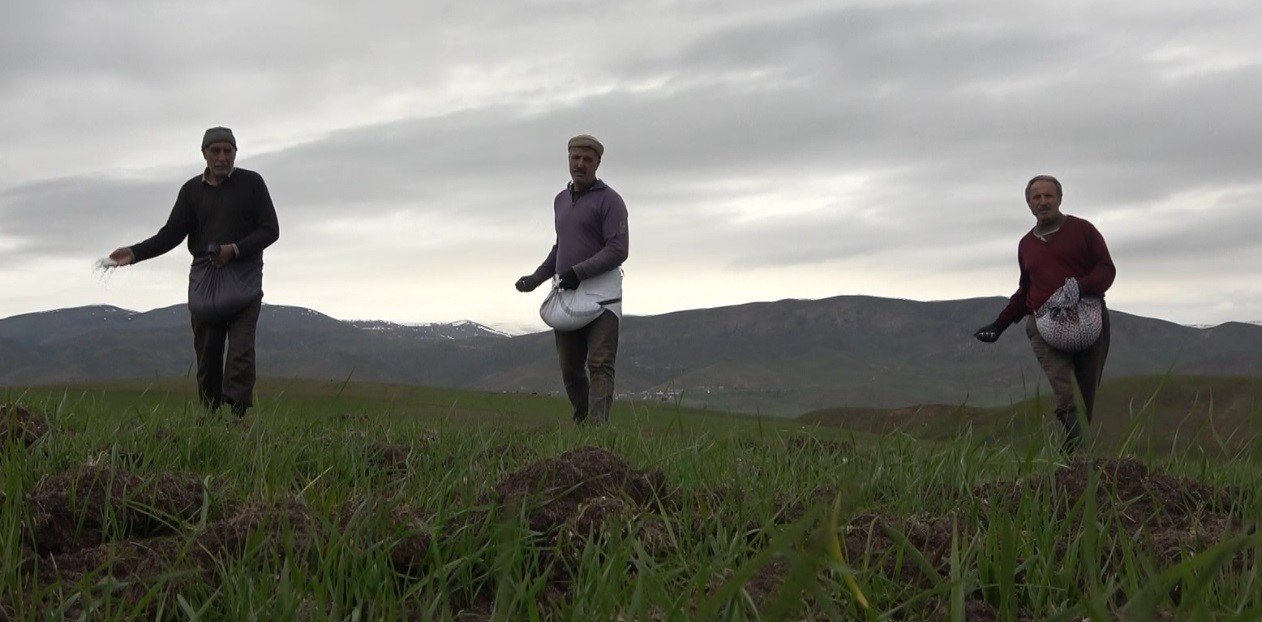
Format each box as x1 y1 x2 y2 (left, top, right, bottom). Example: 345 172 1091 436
3 297 1261 416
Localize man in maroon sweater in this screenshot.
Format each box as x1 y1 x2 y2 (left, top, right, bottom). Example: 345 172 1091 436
515 134 630 424
107 127 280 417
974 175 1116 452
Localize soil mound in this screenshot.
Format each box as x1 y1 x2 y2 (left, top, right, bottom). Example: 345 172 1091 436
1062 459 1232 523
776 487 839 524
388 505 434 575
27 465 207 554
32 499 313 616
973 458 1241 564
366 441 413 474
1 404 49 447
196 498 314 556
491 446 667 534
841 459 1243 587
975 458 1234 529
844 511 959 584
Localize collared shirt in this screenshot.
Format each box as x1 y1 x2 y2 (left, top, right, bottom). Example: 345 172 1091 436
201 167 236 186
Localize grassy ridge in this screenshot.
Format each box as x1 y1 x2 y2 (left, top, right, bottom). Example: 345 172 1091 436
801 375 1262 455
2 380 1260 620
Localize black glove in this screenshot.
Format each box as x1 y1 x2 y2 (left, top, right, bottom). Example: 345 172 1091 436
973 323 1001 343
559 269 581 290
205 243 221 259
515 276 537 292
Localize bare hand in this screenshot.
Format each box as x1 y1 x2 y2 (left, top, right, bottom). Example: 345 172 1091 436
108 247 135 266
211 245 235 267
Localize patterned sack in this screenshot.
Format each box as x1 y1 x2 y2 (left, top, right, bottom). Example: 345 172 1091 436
1035 277 1103 352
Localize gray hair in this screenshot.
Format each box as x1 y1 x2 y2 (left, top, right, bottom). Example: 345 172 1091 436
1025 174 1062 200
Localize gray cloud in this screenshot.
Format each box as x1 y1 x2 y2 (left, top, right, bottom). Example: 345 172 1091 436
2 1 1260 325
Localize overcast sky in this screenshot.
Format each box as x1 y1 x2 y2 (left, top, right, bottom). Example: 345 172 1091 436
3 0 1259 329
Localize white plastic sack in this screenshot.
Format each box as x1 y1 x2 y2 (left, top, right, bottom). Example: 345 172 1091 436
1035 277 1103 352
539 268 623 331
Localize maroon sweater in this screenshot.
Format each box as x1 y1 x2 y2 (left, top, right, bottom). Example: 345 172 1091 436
992 215 1115 331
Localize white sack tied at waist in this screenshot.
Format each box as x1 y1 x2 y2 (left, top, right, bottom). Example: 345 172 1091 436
539 268 623 331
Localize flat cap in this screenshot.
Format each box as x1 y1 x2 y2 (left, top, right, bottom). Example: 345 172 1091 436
567 134 604 157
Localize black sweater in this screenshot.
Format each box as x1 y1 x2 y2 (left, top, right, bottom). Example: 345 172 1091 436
130 168 279 263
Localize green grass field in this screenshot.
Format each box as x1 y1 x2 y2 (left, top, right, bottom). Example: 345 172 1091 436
803 375 1262 457
2 378 1260 620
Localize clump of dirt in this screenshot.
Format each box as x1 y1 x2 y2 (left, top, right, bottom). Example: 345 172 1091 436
775 487 839 524
1070 459 1231 520
685 484 747 508
387 505 435 575
703 558 823 619
366 441 413 474
491 446 667 533
976 458 1233 528
926 598 1003 621
743 559 789 608
26 464 208 554
973 458 1241 565
195 498 314 557
570 495 632 535
31 498 313 617
844 511 961 585
406 446 675 610
335 411 370 424
1 404 49 447
454 598 495 621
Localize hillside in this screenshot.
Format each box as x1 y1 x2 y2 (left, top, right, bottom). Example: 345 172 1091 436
4 297 1262 415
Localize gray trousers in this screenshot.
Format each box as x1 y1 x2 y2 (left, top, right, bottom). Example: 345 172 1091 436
554 310 619 423
191 296 262 412
1025 306 1111 450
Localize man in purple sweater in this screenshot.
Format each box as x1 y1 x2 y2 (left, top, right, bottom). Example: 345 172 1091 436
974 175 1116 452
516 134 630 424
107 127 280 417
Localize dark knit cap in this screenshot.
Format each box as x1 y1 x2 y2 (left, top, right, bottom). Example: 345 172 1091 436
201 127 237 150
567 134 604 158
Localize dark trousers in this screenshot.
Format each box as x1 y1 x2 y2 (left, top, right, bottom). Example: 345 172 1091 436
554 310 619 424
191 296 262 413
1025 306 1111 451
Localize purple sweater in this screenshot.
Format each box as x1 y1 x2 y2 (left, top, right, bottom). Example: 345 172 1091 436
530 179 629 284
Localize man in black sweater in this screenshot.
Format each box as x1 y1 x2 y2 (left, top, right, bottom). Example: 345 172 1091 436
108 127 280 417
